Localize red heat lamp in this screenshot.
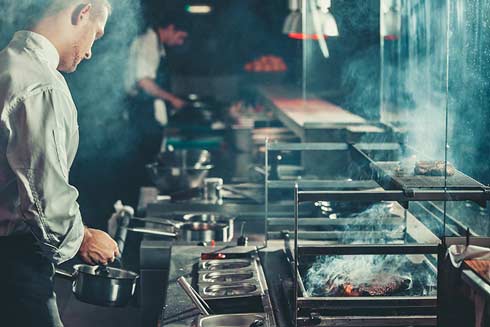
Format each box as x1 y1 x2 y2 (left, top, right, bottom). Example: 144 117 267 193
288 33 329 40
384 35 399 41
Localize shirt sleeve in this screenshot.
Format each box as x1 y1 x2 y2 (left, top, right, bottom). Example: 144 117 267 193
5 88 84 264
132 34 160 82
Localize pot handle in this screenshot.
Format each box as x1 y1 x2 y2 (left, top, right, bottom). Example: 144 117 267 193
126 227 177 238
55 269 74 281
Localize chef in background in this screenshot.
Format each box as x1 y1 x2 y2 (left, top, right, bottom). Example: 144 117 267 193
125 15 188 166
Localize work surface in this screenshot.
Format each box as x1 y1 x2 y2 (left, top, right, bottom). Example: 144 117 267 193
256 85 366 136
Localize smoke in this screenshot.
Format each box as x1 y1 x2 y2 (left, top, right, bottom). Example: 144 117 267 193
340 46 381 121
65 0 143 161
0 0 143 161
305 254 412 296
304 202 418 296
381 0 448 160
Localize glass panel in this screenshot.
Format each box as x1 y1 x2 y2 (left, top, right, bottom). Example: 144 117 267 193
445 0 490 236
381 0 448 160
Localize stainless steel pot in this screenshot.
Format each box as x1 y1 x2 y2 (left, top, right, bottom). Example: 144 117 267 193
146 163 213 193
156 149 211 168
133 214 235 242
56 264 139 307
183 213 235 241
180 222 229 242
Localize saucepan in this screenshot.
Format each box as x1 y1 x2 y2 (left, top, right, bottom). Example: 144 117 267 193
55 260 139 307
55 215 178 307
131 216 232 243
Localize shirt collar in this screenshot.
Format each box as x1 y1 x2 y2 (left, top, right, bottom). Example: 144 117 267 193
11 30 60 70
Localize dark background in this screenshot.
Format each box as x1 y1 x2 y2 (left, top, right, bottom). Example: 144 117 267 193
0 0 380 229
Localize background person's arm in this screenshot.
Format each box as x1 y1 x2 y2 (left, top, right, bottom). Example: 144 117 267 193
137 78 185 109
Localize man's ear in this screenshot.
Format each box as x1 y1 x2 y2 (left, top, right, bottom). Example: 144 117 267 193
72 3 92 26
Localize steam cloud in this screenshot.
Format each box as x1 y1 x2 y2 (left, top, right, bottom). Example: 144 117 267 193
304 202 435 297
0 0 143 162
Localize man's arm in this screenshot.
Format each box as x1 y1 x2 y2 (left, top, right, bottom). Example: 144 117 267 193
138 78 185 109
6 88 118 264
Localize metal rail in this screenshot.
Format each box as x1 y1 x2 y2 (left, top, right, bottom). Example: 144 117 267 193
297 315 437 326
298 243 440 256
268 231 405 242
297 189 490 205
267 217 405 226
297 296 437 309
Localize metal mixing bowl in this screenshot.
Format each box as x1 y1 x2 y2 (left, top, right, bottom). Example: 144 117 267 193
146 163 213 193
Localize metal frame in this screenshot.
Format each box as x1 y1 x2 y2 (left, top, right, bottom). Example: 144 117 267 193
298 189 490 205
264 140 373 246
291 184 483 327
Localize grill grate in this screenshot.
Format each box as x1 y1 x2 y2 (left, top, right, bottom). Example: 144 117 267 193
374 162 485 190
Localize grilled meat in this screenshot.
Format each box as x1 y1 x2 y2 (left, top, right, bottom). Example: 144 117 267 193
414 160 455 176
326 275 412 297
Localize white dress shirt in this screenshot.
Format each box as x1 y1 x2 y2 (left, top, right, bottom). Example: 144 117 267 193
0 31 84 264
125 28 168 126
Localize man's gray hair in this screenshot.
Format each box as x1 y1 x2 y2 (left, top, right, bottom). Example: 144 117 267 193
46 0 112 18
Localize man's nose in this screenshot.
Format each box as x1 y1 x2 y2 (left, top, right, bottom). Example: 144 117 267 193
85 49 92 60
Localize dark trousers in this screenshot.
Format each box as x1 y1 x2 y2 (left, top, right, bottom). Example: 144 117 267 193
0 235 63 327
124 97 165 207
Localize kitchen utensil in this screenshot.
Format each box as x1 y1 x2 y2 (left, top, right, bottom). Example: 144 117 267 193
203 178 223 204
195 313 265 327
156 148 211 168
146 163 213 193
177 276 212 316
55 262 139 307
237 222 248 246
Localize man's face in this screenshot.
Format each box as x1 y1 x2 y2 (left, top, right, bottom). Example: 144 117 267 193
59 6 109 73
159 25 188 47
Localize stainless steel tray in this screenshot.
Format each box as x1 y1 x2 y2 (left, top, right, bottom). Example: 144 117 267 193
199 270 257 284
195 313 265 327
201 258 254 271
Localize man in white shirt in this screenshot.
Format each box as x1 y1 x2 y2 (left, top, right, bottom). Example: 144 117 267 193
0 1 118 326
124 18 188 199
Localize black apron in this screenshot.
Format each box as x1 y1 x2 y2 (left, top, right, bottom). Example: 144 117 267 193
128 50 170 163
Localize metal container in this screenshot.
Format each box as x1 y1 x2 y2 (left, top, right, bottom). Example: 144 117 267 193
195 313 265 327
156 149 211 168
201 259 253 271
146 163 213 193
56 264 139 307
203 283 259 298
181 222 230 243
201 271 255 284
203 178 224 204
184 213 235 241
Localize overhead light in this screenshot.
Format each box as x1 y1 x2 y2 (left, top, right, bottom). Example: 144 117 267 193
316 0 338 37
381 0 401 40
282 0 339 39
282 0 302 35
185 4 212 14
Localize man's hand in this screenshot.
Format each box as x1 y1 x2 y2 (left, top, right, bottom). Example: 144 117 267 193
169 96 186 110
78 227 120 265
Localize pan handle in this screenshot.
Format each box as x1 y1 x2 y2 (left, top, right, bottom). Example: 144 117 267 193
126 227 178 238
131 217 181 228
55 269 74 280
